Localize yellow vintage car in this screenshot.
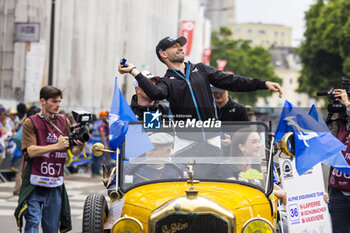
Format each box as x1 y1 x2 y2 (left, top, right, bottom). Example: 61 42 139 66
83 121 279 233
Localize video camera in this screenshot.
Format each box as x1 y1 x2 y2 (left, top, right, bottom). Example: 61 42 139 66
317 76 350 125
69 110 92 147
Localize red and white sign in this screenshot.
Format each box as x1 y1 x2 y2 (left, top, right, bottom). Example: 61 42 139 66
216 60 227 71
180 20 195 56
203 48 212 65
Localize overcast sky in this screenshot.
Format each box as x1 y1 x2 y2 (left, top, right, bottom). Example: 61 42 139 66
235 0 316 47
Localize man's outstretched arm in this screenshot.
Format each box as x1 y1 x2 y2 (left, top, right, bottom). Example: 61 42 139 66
118 62 168 100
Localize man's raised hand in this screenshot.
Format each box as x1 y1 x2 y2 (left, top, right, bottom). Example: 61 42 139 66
118 63 135 74
265 81 283 98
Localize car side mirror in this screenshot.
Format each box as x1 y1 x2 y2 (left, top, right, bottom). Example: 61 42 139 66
92 143 115 157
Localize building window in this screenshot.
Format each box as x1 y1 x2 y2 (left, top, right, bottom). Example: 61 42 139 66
247 29 252 34
281 32 285 37
258 30 265 34
235 29 240 34
274 31 278 36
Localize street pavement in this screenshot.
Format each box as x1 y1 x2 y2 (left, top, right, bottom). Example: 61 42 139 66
0 173 106 233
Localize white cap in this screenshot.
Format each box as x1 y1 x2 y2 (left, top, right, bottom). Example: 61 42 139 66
134 70 159 87
149 133 174 147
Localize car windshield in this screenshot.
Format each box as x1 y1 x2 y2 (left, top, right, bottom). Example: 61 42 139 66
120 122 272 192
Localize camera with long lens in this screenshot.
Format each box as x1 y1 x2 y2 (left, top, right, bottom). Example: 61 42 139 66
317 76 350 125
69 110 92 147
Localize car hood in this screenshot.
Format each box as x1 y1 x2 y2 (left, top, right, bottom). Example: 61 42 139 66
123 181 269 211
120 182 274 231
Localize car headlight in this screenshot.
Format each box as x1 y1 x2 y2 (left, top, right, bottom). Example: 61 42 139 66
112 216 144 233
242 217 274 233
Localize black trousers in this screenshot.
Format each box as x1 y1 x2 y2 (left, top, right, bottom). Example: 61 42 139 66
329 186 350 233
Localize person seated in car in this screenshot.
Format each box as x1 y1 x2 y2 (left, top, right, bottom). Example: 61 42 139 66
230 128 264 185
231 128 288 204
125 132 184 183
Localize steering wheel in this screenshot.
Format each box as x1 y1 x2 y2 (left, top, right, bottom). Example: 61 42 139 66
129 159 184 182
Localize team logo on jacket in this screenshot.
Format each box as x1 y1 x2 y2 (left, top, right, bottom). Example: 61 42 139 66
46 133 58 143
144 110 161 129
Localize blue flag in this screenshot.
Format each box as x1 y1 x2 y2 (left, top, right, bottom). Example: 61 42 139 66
108 77 153 159
308 105 322 124
108 77 138 152
275 100 346 175
308 105 350 175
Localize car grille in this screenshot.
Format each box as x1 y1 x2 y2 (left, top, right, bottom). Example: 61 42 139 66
155 213 229 233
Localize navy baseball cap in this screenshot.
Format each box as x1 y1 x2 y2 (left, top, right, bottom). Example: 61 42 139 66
210 85 226 93
156 36 187 62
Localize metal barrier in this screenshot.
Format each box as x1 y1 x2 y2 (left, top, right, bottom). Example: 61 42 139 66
0 140 18 182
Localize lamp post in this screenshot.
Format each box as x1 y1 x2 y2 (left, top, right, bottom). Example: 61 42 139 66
48 0 55 86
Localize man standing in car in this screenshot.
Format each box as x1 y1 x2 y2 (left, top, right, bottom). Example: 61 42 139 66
118 36 282 179
118 36 282 121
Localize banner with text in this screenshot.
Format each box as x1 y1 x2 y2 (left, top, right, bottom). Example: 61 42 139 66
279 158 332 233
180 20 195 56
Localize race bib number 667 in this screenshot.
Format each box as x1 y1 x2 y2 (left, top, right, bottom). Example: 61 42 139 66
40 162 62 176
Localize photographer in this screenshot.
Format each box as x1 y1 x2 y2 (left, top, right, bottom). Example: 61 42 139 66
15 86 86 233
328 89 350 233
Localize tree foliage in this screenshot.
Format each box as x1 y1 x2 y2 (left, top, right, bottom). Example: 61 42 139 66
210 27 281 106
298 0 350 94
